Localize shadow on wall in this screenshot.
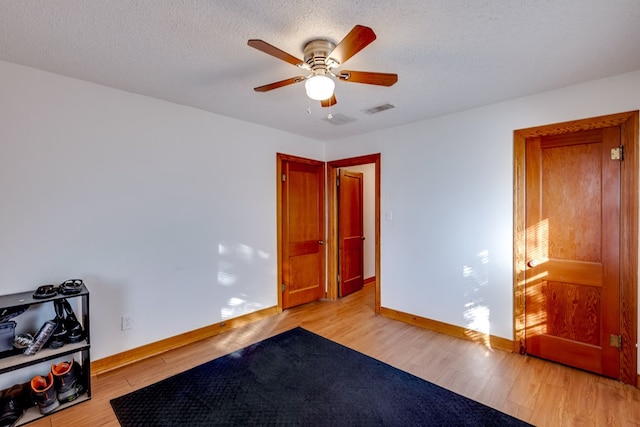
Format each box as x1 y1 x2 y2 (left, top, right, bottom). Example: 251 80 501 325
463 249 492 347
217 242 270 320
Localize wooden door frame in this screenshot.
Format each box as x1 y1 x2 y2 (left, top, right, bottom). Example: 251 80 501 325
276 153 326 313
328 154 381 313
513 111 639 385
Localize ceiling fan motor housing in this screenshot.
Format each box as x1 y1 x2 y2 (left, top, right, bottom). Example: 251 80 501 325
303 40 339 76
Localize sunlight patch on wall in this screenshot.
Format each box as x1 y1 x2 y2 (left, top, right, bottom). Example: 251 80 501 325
217 258 237 286
464 304 490 334
217 241 269 319
237 243 254 261
221 295 264 319
228 297 245 307
217 272 237 286
463 249 491 346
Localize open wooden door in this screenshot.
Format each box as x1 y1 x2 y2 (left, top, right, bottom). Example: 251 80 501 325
524 127 621 378
338 169 364 297
278 154 325 309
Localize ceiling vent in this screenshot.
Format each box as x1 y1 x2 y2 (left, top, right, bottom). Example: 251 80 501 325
363 103 395 114
321 113 356 126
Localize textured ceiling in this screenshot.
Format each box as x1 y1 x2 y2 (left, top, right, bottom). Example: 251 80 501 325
2 0 640 141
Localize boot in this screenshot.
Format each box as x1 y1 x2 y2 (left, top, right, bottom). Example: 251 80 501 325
51 359 80 403
48 300 68 349
30 373 59 415
0 383 25 427
60 299 84 343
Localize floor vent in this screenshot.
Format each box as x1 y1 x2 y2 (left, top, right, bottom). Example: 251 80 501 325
321 113 356 125
363 103 395 114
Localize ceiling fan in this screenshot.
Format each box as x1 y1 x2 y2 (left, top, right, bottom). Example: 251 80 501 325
247 25 398 108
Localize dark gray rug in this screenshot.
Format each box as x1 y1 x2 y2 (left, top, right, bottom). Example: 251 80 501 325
110 327 532 426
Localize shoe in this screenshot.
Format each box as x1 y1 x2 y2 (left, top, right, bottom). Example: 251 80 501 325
12 333 33 350
51 359 81 403
60 299 84 343
48 300 68 349
0 384 24 427
0 306 28 324
59 279 84 295
23 320 57 355
30 373 59 415
32 285 58 299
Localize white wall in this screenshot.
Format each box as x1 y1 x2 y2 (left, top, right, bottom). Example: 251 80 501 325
3 58 640 369
0 60 324 360
340 164 376 280
326 70 640 344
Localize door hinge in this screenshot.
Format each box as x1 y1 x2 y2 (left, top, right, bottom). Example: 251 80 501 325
281 283 286 292
610 334 622 349
281 173 286 182
336 177 340 186
611 146 624 161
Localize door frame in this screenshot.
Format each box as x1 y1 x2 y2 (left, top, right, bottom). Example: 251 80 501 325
513 111 639 385
328 153 381 313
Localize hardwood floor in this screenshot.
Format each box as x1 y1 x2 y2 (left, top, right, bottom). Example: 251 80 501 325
34 284 640 426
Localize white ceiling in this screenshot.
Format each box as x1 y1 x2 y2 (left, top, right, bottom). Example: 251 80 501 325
2 1 640 141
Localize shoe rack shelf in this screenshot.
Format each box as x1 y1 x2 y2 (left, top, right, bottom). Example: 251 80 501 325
18 394 91 425
0 284 91 425
0 341 89 373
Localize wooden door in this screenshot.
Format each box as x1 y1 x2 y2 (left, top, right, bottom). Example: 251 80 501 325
279 154 325 309
338 169 364 297
524 127 621 378
338 170 364 297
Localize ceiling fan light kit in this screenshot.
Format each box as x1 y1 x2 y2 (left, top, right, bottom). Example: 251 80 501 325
248 25 397 108
305 75 335 100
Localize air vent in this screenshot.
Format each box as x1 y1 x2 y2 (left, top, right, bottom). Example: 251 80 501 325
363 103 395 114
321 113 356 126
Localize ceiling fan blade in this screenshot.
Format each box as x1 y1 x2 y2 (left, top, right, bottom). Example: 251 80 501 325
254 76 306 92
320 94 337 108
328 25 377 65
247 39 304 67
337 71 398 86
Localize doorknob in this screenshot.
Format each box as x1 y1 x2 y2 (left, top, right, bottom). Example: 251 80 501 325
318 240 324 245
361 237 366 241
527 259 539 268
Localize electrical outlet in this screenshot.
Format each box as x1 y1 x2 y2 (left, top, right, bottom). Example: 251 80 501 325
121 315 134 330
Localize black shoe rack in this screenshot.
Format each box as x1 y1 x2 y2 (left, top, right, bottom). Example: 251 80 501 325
0 284 90 425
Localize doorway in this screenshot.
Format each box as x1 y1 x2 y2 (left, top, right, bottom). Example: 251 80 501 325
276 152 381 312
513 111 638 385
328 153 381 312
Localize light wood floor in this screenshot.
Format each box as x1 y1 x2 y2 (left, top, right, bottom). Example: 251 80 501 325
32 284 640 426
